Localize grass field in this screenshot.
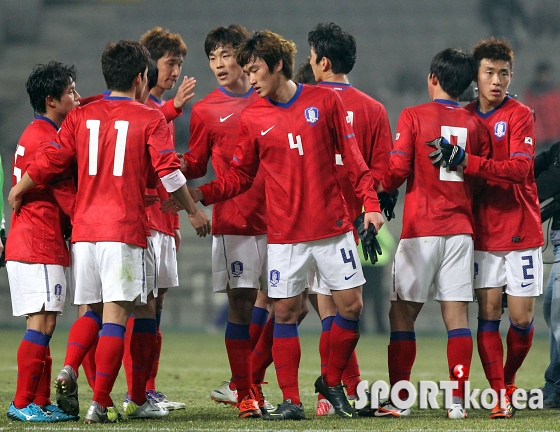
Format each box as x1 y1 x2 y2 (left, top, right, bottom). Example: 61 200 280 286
0 329 557 431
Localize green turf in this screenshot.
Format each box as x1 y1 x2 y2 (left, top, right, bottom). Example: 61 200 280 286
0 329 557 431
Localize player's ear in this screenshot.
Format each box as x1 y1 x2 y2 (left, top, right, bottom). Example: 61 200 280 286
275 59 283 73
322 56 331 72
45 95 57 108
428 73 438 86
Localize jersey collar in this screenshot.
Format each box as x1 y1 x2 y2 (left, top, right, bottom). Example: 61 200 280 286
103 95 134 101
148 94 163 105
34 115 58 131
268 83 303 108
218 86 255 98
475 95 510 118
433 98 460 106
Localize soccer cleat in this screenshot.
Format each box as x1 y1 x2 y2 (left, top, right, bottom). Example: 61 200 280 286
85 401 122 424
262 399 305 421
314 375 356 419
236 395 262 419
147 390 186 411
123 392 131 411
42 403 80 422
505 383 518 416
489 395 514 419
251 382 271 415
316 398 335 416
447 397 467 419
125 399 169 419
54 365 79 416
349 392 376 417
7 402 53 422
374 399 411 417
210 380 238 405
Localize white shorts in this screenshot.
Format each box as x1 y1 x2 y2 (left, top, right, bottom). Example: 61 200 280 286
146 236 157 298
267 231 365 299
390 235 474 303
212 234 268 293
308 265 331 296
474 248 543 296
71 242 147 305
150 230 178 289
8 261 67 316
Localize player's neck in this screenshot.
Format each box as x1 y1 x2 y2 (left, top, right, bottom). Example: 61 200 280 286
43 110 63 129
150 86 165 101
222 78 252 95
320 72 349 85
431 87 457 104
269 79 298 104
477 96 505 114
109 89 136 100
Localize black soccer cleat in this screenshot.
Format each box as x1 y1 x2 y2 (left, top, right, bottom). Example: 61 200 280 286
314 375 357 419
262 399 305 421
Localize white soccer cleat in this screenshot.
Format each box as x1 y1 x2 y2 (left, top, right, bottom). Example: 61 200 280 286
147 390 186 411
125 399 169 419
447 403 467 419
210 381 238 405
316 398 335 416
373 400 411 417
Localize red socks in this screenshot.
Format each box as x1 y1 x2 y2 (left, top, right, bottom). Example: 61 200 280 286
14 330 50 408
477 319 505 393
64 310 102 372
447 328 472 398
146 312 162 391
504 319 534 384
388 331 416 400
252 315 274 385
324 313 360 388
249 307 269 349
34 348 53 407
93 323 126 408
272 322 301 404
225 322 252 401
128 319 157 405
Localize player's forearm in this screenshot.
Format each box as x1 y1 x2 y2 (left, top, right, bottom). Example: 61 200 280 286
170 184 198 216
464 153 532 183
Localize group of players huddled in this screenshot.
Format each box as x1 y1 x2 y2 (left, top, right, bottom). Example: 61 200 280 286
4 20 547 423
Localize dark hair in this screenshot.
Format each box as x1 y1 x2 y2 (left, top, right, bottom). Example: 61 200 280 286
140 27 187 61
308 22 356 74
102 40 150 92
472 37 514 73
147 58 158 90
429 48 476 99
204 25 250 58
294 59 316 84
26 61 77 115
236 30 297 80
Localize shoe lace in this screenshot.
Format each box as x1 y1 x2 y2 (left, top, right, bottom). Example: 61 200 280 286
237 397 258 412
251 382 268 405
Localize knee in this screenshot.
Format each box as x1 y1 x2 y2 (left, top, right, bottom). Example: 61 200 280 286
338 297 363 320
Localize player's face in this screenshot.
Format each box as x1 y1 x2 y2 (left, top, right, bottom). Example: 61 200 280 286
156 53 183 91
476 58 512 110
55 80 80 117
243 57 280 98
209 45 244 88
309 48 323 82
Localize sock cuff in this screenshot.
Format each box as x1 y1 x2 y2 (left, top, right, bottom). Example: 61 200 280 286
23 329 51 346
390 331 416 341
101 323 126 338
321 316 334 332
273 322 298 338
84 310 103 329
448 328 471 339
225 322 250 340
251 307 269 327
334 312 360 330
477 318 501 333
509 318 534 336
133 318 157 334
155 312 162 328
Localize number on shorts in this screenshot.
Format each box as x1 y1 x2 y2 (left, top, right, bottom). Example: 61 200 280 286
521 255 534 280
87 119 129 176
439 125 467 182
340 248 356 270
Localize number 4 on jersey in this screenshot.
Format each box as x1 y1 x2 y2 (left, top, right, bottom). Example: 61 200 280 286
288 133 303 156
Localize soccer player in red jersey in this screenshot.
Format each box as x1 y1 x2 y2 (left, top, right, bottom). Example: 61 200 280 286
8 40 210 424
6 61 80 423
306 22 392 417
180 25 267 419
378 48 489 419
440 38 543 419
138 28 194 411
190 30 383 420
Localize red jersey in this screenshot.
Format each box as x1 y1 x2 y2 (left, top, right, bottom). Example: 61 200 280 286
382 99 490 239
184 87 266 236
524 87 560 145
145 94 181 236
7 117 75 265
465 96 544 251
26 96 181 248
200 83 380 244
318 82 392 221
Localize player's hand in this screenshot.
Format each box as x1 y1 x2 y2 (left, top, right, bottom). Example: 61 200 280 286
8 187 23 215
144 193 160 208
174 76 196 110
378 190 399 221
354 212 383 264
174 228 182 251
176 153 187 174
189 208 211 237
427 137 465 168
160 196 183 214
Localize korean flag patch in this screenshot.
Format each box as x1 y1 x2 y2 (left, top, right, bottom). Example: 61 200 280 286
524 137 533 145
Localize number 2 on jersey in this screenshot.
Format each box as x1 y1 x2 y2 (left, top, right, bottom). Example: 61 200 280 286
87 120 129 176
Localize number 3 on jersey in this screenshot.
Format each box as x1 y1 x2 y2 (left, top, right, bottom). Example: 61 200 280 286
288 133 303 156
87 119 129 176
439 125 467 182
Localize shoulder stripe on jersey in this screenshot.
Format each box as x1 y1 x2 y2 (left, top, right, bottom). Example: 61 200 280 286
510 152 533 159
343 133 355 139
390 150 406 156
159 149 175 154
233 156 240 162
49 141 61 149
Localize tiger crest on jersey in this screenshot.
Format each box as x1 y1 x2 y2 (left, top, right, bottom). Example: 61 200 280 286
305 107 319 124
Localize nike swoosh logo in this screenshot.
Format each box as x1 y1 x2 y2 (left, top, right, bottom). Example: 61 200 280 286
261 125 275 135
344 273 357 280
220 113 234 122
521 282 533 288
